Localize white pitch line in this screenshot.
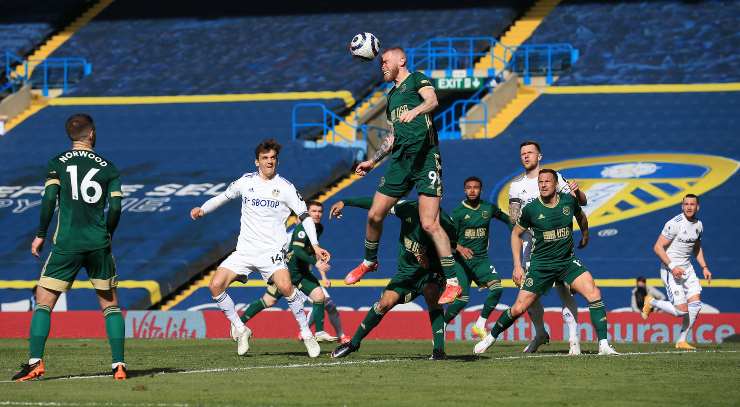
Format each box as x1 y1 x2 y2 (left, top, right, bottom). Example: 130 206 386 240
0 350 736 384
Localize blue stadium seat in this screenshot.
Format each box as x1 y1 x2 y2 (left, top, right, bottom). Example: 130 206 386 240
527 0 740 84
0 1 89 57
48 1 529 97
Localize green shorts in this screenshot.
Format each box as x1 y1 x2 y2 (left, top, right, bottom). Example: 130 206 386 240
461 257 499 287
378 143 442 198
522 257 587 296
39 247 117 292
266 270 320 299
385 264 441 304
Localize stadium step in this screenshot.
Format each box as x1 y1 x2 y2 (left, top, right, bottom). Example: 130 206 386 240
322 88 387 144
467 86 540 139
4 96 48 134
475 0 562 72
14 0 114 78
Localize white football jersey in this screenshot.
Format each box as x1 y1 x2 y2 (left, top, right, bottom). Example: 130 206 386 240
224 172 308 255
508 171 571 207
661 213 702 266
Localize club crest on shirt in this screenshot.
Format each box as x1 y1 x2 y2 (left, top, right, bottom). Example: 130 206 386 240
481 210 489 219
272 189 280 198
495 153 738 228
563 207 570 216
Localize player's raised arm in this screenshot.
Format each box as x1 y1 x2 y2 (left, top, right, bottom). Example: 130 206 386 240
398 83 438 123
558 173 587 206
191 178 241 220
33 162 61 257
106 172 123 239
508 197 523 225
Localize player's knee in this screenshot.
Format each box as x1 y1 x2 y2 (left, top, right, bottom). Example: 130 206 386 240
420 217 440 234
208 279 226 296
675 303 689 314
367 209 386 226
377 298 395 313
312 290 326 303
511 303 527 317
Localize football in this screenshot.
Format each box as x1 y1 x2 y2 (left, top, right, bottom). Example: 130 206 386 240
349 32 380 61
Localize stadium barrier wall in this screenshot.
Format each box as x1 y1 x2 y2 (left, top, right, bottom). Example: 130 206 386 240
1 311 737 344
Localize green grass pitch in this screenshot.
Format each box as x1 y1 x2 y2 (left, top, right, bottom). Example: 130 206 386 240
1 339 738 406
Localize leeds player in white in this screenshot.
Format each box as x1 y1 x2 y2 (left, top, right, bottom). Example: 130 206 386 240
508 141 587 355
643 194 712 350
191 139 331 357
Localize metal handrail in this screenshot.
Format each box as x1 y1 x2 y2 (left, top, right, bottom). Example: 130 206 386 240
4 51 92 96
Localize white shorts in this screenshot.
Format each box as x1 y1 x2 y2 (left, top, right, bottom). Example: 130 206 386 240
219 249 287 282
660 264 702 305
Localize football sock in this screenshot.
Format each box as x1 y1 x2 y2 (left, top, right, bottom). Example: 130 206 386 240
440 256 463 282
678 301 702 343
29 304 51 361
286 289 311 337
428 308 445 352
481 282 503 319
312 300 325 332
325 300 344 337
491 308 517 338
588 299 608 341
528 299 547 337
241 298 267 323
351 302 385 347
555 284 579 341
104 306 125 364
475 316 488 331
650 299 688 317
364 239 379 264
213 292 245 331
444 297 468 323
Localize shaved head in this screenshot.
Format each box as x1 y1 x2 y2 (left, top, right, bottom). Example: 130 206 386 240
381 47 408 83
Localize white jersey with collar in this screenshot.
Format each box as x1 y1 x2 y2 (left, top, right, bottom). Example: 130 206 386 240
224 171 308 255
661 213 703 267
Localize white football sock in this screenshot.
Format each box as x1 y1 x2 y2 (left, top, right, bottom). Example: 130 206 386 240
555 284 579 342
286 288 312 337
679 301 702 342
326 300 344 337
475 316 487 330
213 292 245 331
650 299 688 317
528 299 547 337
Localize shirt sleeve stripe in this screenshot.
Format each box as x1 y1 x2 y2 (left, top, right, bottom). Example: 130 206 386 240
44 179 61 187
110 191 123 198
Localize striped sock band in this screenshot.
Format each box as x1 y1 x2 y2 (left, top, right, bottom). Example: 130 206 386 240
488 281 503 291
364 240 379 249
103 306 122 317
35 304 52 313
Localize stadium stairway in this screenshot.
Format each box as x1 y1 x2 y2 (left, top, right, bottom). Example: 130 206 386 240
13 0 114 78
462 0 563 139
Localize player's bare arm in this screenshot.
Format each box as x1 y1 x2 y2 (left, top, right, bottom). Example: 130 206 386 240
32 175 60 257
568 180 588 206
694 240 712 284
508 198 522 224
398 87 438 123
329 201 345 219
511 223 526 287
654 235 684 278
575 209 589 248
355 130 394 176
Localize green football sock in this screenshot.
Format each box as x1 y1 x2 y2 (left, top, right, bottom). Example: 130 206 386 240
364 239 379 263
312 300 325 332
241 298 267 323
29 305 51 360
491 308 517 338
104 306 125 364
588 299 608 341
444 297 468 323
351 303 385 347
428 308 445 352
480 282 503 319
440 256 464 281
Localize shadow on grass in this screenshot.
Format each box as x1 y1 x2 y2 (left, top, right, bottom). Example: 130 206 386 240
44 367 182 381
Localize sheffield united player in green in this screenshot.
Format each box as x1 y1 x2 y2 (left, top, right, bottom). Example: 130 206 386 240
238 201 338 342
13 114 126 381
446 176 511 339
346 47 466 305
474 169 618 356
329 197 449 360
